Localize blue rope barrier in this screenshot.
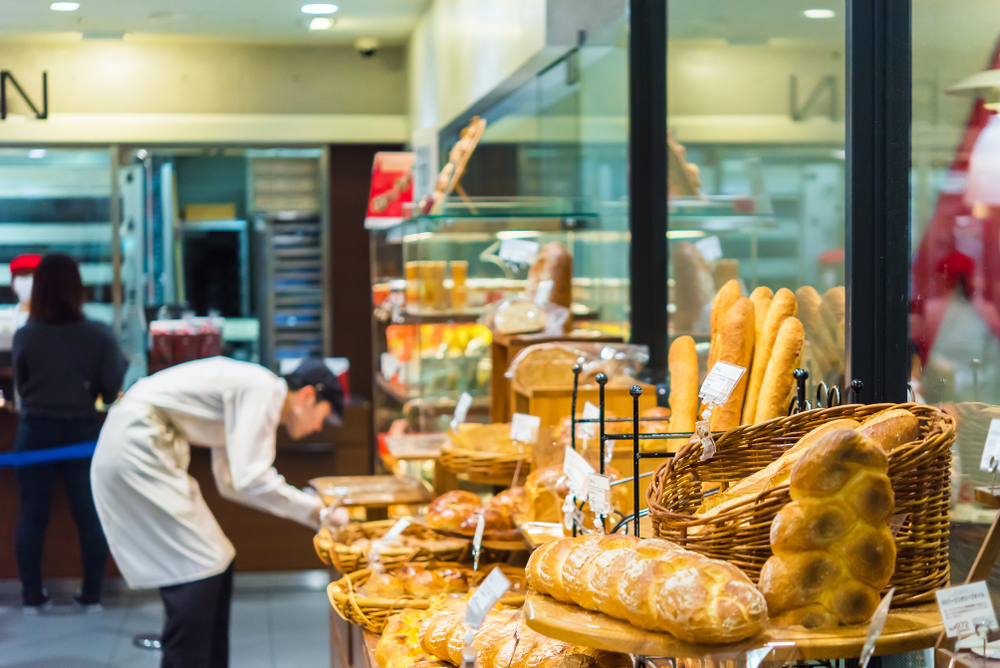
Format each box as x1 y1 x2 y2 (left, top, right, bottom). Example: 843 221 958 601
0 441 98 468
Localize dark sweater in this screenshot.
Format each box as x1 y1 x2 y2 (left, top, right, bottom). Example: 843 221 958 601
13 319 128 418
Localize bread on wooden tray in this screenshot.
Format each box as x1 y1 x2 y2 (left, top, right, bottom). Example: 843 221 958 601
526 534 767 644
759 429 896 629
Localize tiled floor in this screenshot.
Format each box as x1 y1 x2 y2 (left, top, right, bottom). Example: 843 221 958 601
0 571 331 668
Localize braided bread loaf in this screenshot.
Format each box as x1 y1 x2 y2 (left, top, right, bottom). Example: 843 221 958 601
759 429 896 628
526 535 767 644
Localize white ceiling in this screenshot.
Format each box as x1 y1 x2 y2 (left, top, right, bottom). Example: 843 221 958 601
0 0 432 45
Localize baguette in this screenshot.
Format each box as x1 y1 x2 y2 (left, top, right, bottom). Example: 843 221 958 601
742 288 798 425
667 336 699 449
754 317 805 423
709 297 756 431
707 280 742 372
749 286 774 345
821 286 846 335
526 535 767 644
859 408 920 451
795 286 839 378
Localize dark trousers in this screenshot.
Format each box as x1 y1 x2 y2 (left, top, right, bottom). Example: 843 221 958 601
15 415 108 606
160 561 235 668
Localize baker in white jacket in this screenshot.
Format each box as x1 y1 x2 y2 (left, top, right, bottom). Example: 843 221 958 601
91 356 347 668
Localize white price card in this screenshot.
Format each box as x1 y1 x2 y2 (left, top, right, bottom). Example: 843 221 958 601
380 352 399 379
563 446 595 500
534 279 554 306
451 392 472 431
498 239 540 265
377 517 411 548
465 567 512 629
936 582 999 638
562 495 585 531
860 588 894 668
472 513 486 571
587 474 612 518
699 361 747 407
694 235 724 262
580 401 600 440
510 413 541 444
980 419 1000 473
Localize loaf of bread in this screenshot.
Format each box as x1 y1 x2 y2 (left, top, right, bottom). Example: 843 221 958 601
449 423 525 455
425 491 482 532
708 280 742 371
525 463 628 525
821 286 845 335
859 408 920 451
742 288 798 425
667 335 699 450
526 242 573 311
759 429 896 629
795 286 840 379
377 608 451 668
709 297 756 431
367 564 470 600
672 242 714 331
749 286 774 345
417 601 629 668
754 317 805 423
526 535 767 644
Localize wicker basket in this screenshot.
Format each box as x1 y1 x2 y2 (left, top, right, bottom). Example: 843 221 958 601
327 562 526 633
313 520 470 574
646 403 955 606
439 443 532 486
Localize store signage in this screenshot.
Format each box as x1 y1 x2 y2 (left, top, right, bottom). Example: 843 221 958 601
936 582 999 638
587 473 612 519
364 152 414 229
699 361 746 407
0 71 48 120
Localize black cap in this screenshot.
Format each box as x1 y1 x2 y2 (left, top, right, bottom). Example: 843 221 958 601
283 357 345 425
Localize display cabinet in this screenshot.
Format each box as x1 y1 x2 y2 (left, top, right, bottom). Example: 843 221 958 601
370 198 629 435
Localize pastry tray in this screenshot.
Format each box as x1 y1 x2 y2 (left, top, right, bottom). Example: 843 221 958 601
523 593 943 660
309 475 434 508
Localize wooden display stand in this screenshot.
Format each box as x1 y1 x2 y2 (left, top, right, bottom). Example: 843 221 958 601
511 379 656 430
489 331 624 423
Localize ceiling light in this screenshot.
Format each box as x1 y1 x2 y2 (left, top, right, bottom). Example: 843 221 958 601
309 17 333 30
301 3 338 14
51 1 79 10
27 149 46 159
804 9 836 19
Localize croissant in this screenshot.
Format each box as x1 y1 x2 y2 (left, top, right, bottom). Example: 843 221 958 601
759 429 896 629
526 535 767 644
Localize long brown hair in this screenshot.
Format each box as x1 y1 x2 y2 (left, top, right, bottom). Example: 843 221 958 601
30 253 85 324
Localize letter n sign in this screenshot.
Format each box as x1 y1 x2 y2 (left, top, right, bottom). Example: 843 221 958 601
1 71 48 120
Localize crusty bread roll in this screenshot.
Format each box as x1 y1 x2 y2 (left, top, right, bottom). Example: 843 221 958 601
749 286 774 345
708 280 742 372
742 288 798 425
425 490 481 531
754 317 805 423
795 286 839 378
698 418 862 515
859 408 920 451
526 535 767 644
760 429 895 629
709 297 755 431
672 242 714 332
667 335 699 450
821 286 845 335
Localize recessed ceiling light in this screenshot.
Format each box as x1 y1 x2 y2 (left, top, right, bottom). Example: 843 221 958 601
309 17 333 30
301 3 338 14
804 9 836 19
27 149 46 159
50 2 80 10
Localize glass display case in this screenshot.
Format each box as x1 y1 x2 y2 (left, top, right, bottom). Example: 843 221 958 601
370 198 629 435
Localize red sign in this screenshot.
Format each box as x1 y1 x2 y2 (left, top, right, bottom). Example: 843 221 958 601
365 152 414 229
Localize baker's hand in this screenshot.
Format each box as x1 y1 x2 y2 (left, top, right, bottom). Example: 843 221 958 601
319 505 350 530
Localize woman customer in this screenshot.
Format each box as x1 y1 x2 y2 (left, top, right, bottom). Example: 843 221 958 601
13 253 127 612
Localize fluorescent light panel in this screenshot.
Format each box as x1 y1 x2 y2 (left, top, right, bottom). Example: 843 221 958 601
301 3 338 14
804 9 836 18
50 1 79 10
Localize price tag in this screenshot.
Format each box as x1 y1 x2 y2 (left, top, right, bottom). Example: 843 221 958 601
694 235 724 262
510 413 541 444
498 239 540 265
980 419 1000 473
451 392 472 431
699 361 747 407
563 446 595 499
696 419 717 461
587 473 612 519
936 582 1000 638
562 494 585 531
465 567 512 629
534 279 554 306
472 513 486 571
375 517 411 551
580 401 600 440
859 588 894 668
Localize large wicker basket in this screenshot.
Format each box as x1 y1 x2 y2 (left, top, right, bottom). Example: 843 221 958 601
313 520 470 574
327 562 526 633
439 443 532 486
646 403 955 606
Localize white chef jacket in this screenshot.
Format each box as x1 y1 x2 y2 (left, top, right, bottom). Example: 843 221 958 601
91 357 321 589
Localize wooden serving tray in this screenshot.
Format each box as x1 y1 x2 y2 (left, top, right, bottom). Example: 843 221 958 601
523 593 944 660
